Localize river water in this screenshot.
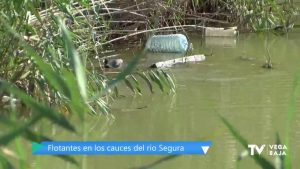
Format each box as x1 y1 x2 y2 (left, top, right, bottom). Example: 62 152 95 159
28 31 300 169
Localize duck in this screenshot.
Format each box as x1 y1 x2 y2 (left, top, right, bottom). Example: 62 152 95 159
104 58 123 68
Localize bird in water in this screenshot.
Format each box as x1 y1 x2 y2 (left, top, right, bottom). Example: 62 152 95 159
104 58 123 68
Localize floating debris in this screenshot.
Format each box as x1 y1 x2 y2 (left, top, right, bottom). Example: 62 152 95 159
150 55 205 68
205 27 238 37
145 34 189 53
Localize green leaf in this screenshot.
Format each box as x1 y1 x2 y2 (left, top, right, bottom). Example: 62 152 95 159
124 78 136 94
156 70 169 86
0 17 72 99
0 153 14 169
149 70 164 92
161 70 176 93
24 131 78 166
23 130 51 143
0 109 78 166
0 114 42 146
274 133 284 169
136 72 154 93
284 73 300 169
0 81 75 132
155 70 172 93
219 116 248 147
130 75 142 95
95 99 109 115
219 115 275 169
59 18 87 101
22 44 71 99
62 70 85 119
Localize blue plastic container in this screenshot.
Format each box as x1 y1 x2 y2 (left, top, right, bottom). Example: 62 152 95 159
145 34 188 53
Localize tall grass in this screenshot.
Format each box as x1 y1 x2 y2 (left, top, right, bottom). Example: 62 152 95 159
0 1 177 167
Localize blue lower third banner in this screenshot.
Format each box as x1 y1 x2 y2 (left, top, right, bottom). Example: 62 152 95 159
32 141 212 155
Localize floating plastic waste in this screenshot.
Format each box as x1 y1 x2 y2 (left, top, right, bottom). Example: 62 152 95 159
205 27 237 37
144 52 183 66
145 34 189 53
150 55 205 68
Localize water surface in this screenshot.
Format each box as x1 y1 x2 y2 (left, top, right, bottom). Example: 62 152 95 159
29 31 300 169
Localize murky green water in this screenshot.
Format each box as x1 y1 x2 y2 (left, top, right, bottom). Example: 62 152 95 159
27 31 300 169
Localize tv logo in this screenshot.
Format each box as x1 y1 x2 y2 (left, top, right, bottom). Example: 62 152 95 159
248 144 265 155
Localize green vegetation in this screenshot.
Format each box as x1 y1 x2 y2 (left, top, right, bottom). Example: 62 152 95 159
0 0 176 167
